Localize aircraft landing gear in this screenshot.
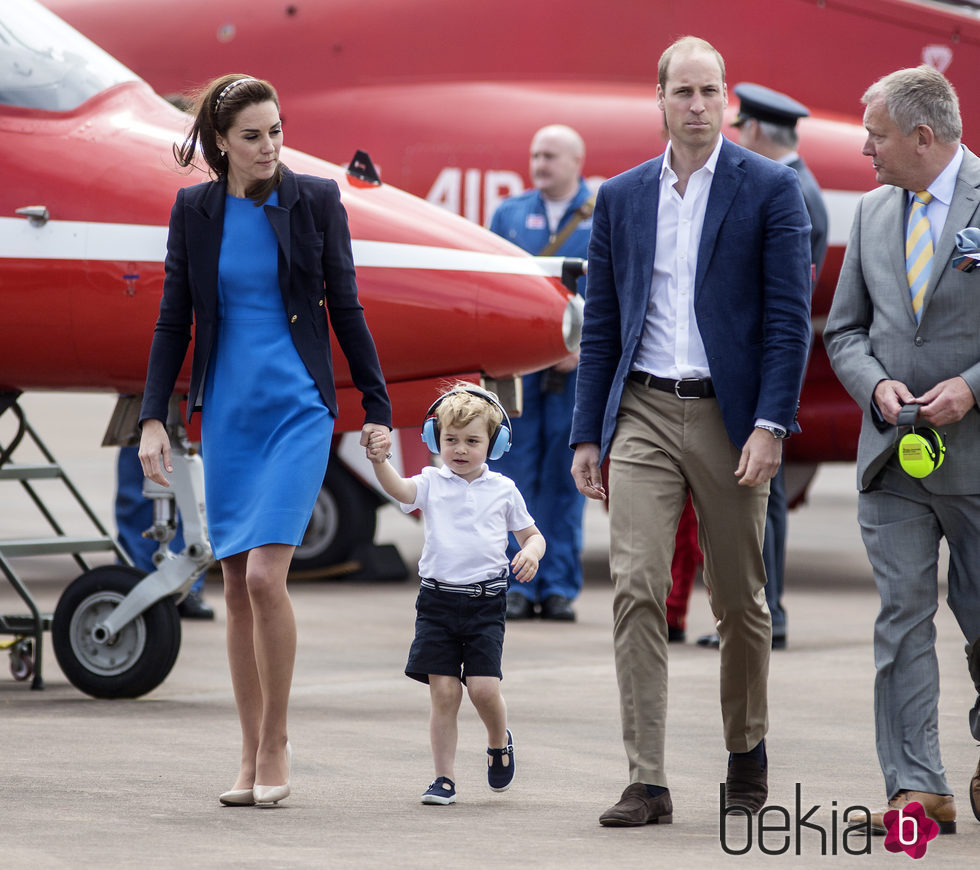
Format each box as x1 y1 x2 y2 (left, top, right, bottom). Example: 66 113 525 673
51 565 181 698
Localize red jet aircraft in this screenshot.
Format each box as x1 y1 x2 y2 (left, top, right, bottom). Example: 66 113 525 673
43 0 980 494
0 0 579 697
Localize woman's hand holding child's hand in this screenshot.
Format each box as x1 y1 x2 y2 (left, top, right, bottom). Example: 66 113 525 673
366 430 390 464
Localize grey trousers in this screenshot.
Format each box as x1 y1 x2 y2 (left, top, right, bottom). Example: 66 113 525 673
858 461 980 799
608 381 771 786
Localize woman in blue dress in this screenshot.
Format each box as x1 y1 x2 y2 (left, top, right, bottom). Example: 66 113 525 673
138 75 392 807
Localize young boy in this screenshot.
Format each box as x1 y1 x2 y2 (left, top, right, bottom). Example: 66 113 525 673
367 384 545 805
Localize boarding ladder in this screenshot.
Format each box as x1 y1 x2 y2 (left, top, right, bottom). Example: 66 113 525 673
0 391 129 689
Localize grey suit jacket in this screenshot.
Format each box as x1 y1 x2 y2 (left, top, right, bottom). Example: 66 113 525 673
825 147 980 493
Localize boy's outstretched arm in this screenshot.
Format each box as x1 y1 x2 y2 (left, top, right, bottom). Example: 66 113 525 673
366 431 417 504
511 524 545 584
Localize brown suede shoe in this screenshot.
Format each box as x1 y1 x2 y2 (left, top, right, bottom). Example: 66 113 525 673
849 790 957 835
599 783 673 827
970 758 980 823
725 754 768 813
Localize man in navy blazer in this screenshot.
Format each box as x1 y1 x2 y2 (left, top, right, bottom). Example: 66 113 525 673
569 36 812 827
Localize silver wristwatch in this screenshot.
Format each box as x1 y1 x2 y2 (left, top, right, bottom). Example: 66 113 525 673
755 424 787 440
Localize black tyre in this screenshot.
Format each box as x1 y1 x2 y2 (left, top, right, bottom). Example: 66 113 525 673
292 460 379 571
52 565 181 699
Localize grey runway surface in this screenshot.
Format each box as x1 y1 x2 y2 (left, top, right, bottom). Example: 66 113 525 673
1 393 977 868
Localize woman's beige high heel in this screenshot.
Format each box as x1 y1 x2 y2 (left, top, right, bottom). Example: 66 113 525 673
253 742 292 806
218 788 255 806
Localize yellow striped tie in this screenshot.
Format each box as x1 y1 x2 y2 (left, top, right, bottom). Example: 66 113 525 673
906 190 934 321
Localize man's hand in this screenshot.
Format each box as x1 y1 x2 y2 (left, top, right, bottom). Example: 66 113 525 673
570 442 606 500
734 428 783 487
873 379 916 425
915 376 977 427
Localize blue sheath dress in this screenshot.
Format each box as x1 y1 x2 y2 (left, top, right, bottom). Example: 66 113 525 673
201 192 334 560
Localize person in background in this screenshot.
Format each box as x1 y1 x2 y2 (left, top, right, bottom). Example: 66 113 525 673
489 124 591 622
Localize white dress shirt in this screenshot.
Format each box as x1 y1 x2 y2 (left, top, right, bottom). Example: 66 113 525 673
908 145 964 246
633 135 724 380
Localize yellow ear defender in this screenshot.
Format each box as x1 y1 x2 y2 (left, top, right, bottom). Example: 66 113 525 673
896 404 945 479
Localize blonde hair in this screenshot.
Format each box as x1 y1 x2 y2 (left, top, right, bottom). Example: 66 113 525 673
434 382 504 441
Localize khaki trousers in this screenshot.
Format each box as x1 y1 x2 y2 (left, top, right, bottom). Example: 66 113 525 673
609 380 771 786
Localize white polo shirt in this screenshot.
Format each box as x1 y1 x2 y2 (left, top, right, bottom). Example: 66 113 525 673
401 464 535 586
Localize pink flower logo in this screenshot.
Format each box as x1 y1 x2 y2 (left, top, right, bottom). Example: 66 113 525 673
882 801 938 859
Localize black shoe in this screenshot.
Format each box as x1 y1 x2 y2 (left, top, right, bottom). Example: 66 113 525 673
506 592 534 620
599 783 674 827
178 590 215 621
771 635 787 650
726 741 768 813
667 625 686 643
540 595 576 621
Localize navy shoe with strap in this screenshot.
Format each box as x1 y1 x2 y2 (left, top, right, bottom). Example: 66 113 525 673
488 729 515 792
421 776 456 805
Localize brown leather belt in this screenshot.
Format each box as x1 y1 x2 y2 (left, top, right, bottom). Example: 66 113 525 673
628 370 715 399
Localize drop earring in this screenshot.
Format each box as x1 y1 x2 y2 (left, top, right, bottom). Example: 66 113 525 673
220 150 226 158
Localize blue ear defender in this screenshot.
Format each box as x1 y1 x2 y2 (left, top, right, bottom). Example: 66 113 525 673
420 388 513 460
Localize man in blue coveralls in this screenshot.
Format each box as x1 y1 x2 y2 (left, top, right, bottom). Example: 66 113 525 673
489 124 592 621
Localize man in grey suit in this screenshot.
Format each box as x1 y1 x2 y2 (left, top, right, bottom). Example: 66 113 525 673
825 65 980 834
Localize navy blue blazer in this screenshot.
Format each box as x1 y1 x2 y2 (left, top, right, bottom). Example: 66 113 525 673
569 138 812 460
139 166 391 429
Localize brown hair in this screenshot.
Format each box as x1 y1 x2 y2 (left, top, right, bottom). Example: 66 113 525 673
174 74 283 204
657 36 726 91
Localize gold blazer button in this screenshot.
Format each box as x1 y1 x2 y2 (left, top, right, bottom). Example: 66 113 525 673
290 314 298 323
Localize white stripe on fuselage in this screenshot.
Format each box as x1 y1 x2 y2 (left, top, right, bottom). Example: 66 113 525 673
0 217 569 277
0 190 864 272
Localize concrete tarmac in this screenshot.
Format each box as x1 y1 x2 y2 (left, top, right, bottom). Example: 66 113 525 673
1 393 977 868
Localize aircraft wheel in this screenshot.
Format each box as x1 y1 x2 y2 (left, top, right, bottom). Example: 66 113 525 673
292 461 379 571
52 565 181 699
9 638 34 681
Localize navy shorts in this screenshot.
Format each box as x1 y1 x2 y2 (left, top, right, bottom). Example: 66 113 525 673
405 583 507 684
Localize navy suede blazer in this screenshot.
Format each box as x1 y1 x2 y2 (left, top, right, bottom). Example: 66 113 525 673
569 138 812 460
139 166 391 429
